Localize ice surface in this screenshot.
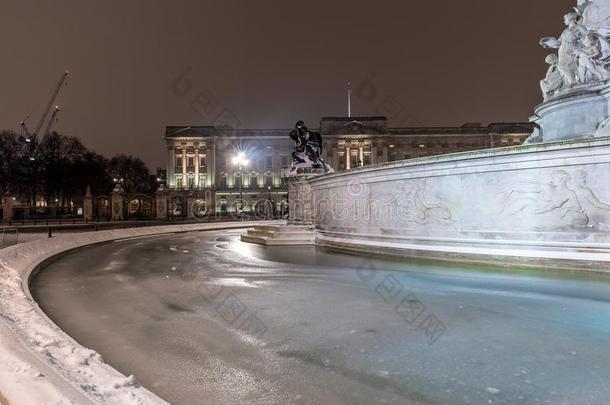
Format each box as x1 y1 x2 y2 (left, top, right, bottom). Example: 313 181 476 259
29 229 610 405
0 222 269 404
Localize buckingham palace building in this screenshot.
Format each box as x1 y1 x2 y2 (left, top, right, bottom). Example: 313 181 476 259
164 116 533 216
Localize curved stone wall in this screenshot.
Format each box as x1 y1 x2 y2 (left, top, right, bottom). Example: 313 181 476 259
309 137 610 271
0 221 275 404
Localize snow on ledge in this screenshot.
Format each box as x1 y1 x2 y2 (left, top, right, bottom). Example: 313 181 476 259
0 221 274 405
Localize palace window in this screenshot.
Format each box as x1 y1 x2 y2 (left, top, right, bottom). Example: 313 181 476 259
265 156 273 169
338 154 345 171
199 156 207 168
363 152 372 166
175 175 183 189
350 150 359 168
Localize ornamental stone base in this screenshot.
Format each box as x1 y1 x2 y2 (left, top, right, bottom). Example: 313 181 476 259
240 172 323 246
529 84 610 143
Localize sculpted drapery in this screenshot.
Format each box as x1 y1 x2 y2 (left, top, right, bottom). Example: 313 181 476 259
540 3 610 99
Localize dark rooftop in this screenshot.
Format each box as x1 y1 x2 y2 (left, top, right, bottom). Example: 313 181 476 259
166 117 534 139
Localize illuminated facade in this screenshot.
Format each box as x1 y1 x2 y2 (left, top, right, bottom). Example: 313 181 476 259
165 117 533 214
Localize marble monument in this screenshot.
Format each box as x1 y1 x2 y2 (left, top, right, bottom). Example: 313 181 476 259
241 121 334 245
528 0 610 143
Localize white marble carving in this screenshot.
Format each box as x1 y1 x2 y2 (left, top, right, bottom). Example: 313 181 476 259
393 181 454 226
540 4 610 98
306 139 610 269
497 169 610 230
582 0 610 30
528 1 610 143
540 54 564 98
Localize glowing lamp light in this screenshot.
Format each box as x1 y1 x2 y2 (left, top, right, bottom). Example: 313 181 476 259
232 153 249 167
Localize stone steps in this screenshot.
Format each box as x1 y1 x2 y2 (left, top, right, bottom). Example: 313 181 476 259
241 225 315 246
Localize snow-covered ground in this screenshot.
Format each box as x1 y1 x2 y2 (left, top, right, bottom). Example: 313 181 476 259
0 222 273 405
28 229 610 405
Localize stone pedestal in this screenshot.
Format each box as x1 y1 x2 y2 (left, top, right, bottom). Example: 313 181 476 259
2 195 14 222
241 170 326 246
111 192 124 221
83 186 93 222
526 1 610 144
156 191 168 220
287 172 323 225
529 84 610 143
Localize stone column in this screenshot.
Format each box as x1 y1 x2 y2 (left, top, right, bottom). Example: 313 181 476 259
182 149 187 183
156 190 168 220
346 147 351 170
195 148 200 188
167 145 175 188
111 191 124 221
2 194 14 222
83 186 93 222
208 138 216 188
207 189 216 215
186 197 195 218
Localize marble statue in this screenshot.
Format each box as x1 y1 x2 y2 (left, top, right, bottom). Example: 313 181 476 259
582 0 610 30
540 54 564 98
288 120 333 175
539 4 610 98
578 31 610 82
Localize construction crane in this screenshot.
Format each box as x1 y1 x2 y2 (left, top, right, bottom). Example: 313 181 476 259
20 70 69 142
43 105 61 136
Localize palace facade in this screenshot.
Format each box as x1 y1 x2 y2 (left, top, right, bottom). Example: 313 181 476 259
164 117 533 215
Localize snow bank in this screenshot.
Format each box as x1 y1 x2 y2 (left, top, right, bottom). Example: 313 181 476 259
0 221 273 404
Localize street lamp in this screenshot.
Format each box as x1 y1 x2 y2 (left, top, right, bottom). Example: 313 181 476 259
232 152 249 217
267 185 273 219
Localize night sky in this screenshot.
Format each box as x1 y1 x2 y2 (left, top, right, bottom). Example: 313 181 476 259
1 0 573 169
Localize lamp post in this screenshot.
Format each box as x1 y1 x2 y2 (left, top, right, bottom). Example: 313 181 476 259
267 185 273 219
232 153 249 218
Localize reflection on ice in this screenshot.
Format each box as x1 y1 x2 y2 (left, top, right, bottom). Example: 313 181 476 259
208 277 267 288
30 229 610 405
